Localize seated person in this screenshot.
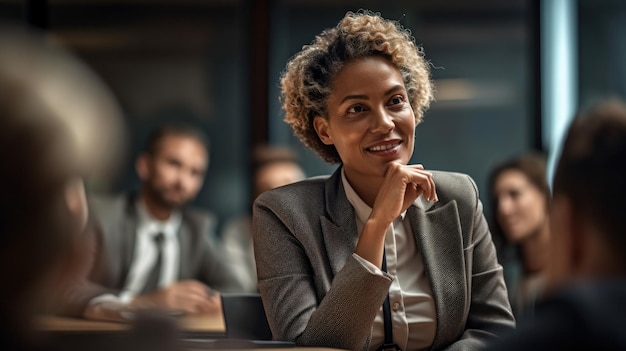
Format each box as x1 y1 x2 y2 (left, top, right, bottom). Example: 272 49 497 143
221 144 305 292
485 98 626 350
62 123 244 322
253 10 514 351
0 26 132 350
488 152 551 319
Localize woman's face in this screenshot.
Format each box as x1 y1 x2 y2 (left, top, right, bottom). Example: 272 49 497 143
493 169 548 243
314 55 415 186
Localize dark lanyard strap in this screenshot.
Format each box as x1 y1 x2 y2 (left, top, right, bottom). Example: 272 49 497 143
376 250 402 351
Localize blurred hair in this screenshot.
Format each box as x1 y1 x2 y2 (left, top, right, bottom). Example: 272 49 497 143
0 26 124 338
280 10 434 163
251 144 300 173
249 144 304 203
144 122 210 156
0 98 76 331
553 98 626 254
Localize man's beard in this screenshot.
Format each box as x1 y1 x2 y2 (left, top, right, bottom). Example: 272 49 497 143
149 184 193 210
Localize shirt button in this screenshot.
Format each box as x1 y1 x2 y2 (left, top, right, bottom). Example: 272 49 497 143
392 302 400 311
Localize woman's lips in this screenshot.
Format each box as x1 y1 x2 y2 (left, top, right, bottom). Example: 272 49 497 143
366 141 401 152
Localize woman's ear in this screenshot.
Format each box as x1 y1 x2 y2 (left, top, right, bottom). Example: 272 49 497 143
313 116 333 145
135 153 150 181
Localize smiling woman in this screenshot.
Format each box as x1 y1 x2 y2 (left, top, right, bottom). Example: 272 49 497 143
253 10 515 351
313 55 421 207
489 152 551 318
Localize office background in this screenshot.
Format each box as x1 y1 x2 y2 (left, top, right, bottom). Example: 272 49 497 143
0 0 622 235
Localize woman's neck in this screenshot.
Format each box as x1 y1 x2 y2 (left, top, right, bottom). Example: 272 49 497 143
344 173 383 208
348 179 380 208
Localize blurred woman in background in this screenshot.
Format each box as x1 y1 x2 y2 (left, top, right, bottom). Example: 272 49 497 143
489 152 551 319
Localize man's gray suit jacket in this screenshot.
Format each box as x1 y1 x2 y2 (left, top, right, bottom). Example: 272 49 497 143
253 167 515 351
62 193 242 316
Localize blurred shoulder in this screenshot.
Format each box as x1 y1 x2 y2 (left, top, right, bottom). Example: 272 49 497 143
182 206 218 230
183 205 215 218
88 191 127 205
87 192 130 219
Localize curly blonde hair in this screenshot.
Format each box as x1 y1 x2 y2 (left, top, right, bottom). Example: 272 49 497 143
280 10 434 164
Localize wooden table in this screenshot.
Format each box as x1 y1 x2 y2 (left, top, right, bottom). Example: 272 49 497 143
38 312 225 338
37 316 347 350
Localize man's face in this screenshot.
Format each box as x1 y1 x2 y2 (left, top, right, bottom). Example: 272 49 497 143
143 134 208 209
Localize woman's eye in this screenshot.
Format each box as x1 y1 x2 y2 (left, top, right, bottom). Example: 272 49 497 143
347 105 366 114
389 95 405 106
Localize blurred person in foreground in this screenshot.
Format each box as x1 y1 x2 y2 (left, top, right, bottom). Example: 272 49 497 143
221 144 305 292
488 152 551 319
485 98 626 350
253 10 514 351
0 27 128 350
62 123 245 322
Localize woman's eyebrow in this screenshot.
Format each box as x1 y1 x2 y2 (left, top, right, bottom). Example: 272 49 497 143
340 94 368 105
339 85 404 105
384 84 405 96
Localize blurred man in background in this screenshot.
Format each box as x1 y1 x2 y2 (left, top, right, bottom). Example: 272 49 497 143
221 145 305 292
64 123 244 322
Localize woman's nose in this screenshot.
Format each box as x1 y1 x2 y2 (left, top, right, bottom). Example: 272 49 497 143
498 198 514 216
370 108 394 133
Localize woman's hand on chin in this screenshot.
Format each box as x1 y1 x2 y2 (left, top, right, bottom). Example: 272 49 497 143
371 162 438 224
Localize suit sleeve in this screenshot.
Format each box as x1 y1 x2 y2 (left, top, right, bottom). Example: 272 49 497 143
253 191 392 351
194 213 246 293
51 221 118 317
220 217 258 293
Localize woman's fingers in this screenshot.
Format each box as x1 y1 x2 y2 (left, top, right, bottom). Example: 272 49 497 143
405 165 438 202
371 162 438 224
423 171 438 202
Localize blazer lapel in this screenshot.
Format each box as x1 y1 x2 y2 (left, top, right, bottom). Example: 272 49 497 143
177 218 192 278
408 199 466 349
320 168 359 276
320 168 467 346
119 195 137 287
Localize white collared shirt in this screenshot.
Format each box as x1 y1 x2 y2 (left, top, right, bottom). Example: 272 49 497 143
90 199 182 305
341 170 437 351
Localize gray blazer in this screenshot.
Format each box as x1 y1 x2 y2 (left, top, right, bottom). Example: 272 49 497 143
61 193 243 316
253 167 515 351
